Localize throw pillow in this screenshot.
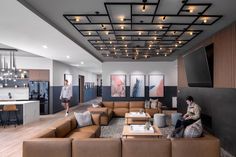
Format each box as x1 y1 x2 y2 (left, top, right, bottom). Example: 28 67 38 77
74 111 93 128
92 103 101 108
150 99 158 109
184 119 203 138
144 100 150 109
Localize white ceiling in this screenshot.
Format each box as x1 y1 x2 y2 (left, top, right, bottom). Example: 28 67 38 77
0 43 41 57
17 0 236 61
0 0 102 74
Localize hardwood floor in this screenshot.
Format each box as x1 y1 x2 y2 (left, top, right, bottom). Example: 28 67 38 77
0 98 101 157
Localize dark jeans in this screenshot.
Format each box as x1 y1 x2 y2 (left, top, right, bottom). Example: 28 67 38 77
175 119 198 129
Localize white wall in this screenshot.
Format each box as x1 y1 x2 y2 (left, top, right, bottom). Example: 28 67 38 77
102 61 177 86
52 60 97 86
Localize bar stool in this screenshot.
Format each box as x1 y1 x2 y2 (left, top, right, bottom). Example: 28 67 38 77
3 105 19 127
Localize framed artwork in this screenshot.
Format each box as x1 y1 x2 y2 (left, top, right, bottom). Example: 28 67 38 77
149 74 164 97
64 74 72 86
111 74 126 97
130 74 145 97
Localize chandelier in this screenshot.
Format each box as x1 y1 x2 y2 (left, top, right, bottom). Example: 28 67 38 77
0 48 26 87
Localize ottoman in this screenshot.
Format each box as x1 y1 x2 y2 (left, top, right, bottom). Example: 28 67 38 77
153 113 166 128
171 113 182 126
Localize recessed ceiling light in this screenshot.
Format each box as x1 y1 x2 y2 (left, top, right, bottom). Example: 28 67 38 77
42 45 48 49
121 26 124 29
106 31 109 35
189 8 194 13
125 44 127 47
148 47 151 50
154 37 157 40
75 16 80 22
189 31 193 35
170 49 172 53
160 47 162 50
113 47 116 50
203 18 207 23
159 26 163 29
156 52 159 55
88 32 91 35
122 36 125 40
110 41 112 44
120 17 124 22
178 41 182 44
100 47 103 50
126 53 129 56
66 55 70 59
80 61 84 65
165 54 167 56
175 44 178 47
106 54 109 57
138 32 142 35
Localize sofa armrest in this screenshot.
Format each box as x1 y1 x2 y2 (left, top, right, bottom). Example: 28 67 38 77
23 138 72 157
88 107 108 115
91 113 101 125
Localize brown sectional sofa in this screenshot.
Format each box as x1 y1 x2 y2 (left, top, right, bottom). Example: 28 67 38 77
23 134 220 157
88 101 162 125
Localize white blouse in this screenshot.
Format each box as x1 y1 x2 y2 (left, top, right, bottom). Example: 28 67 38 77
60 85 72 99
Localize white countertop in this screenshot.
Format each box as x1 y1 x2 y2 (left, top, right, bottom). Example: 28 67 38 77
0 101 39 105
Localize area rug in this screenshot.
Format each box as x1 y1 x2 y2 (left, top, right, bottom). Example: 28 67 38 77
100 117 174 138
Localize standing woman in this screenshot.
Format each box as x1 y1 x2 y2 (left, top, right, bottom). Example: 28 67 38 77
60 80 72 116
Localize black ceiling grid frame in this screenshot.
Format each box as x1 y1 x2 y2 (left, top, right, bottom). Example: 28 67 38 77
63 0 222 60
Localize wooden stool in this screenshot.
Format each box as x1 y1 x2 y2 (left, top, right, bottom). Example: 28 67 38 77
3 105 19 127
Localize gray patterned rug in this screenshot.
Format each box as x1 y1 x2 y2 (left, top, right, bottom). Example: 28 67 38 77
100 117 174 138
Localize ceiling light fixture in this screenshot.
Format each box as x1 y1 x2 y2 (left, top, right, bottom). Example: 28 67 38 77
106 31 109 35
120 17 124 22
154 37 157 40
160 47 162 50
121 26 124 29
80 61 84 65
101 47 103 50
156 52 159 55
66 55 70 59
75 16 80 22
162 16 166 21
42 45 48 49
125 50 128 52
189 31 193 35
122 36 125 40
165 54 167 57
142 5 146 12
113 47 116 50
110 41 112 44
106 54 109 57
178 41 182 44
126 53 129 56
148 47 151 50
138 32 142 35
125 44 127 47
189 7 194 13
175 44 178 47
88 32 91 35
203 18 207 23
159 26 163 29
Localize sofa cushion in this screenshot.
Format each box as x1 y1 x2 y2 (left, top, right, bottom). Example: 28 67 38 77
74 111 93 128
122 138 171 157
184 119 203 138
113 108 129 117
87 107 108 115
114 102 129 108
23 138 72 157
129 108 144 113
72 138 121 157
102 102 114 109
129 101 144 108
66 131 95 139
171 134 220 157
145 108 159 117
69 116 78 130
73 125 100 137
34 128 56 138
51 119 71 137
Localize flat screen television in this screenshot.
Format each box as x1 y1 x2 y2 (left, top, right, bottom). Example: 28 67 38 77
183 44 214 87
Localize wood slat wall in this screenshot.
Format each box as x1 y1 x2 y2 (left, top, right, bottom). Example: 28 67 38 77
178 22 236 88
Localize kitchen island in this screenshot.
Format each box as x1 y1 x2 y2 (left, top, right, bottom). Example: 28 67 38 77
0 101 40 125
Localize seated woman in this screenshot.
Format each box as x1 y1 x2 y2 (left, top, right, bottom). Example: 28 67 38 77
169 96 201 138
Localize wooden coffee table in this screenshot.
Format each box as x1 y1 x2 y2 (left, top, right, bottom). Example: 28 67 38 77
125 112 151 125
122 125 163 138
